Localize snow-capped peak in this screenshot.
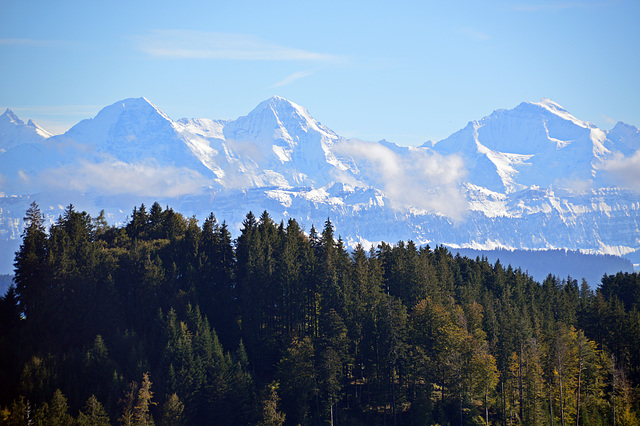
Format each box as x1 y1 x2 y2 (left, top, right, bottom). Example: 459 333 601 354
430 98 626 193
139 96 173 122
224 96 337 144
109 97 173 123
0 108 52 151
26 119 53 138
259 95 305 113
49 96 219 176
257 96 334 135
0 109 52 138
247 96 302 118
535 97 568 113
0 96 639 272
530 98 592 129
265 96 317 127
65 97 174 141
1 108 24 126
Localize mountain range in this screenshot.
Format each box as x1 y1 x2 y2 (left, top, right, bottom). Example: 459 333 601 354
1 96 639 280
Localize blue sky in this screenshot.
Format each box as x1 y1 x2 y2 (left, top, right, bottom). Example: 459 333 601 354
1 0 638 146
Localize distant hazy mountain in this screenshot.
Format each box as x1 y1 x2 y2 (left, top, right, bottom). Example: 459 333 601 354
449 247 634 287
0 108 51 152
0 97 638 284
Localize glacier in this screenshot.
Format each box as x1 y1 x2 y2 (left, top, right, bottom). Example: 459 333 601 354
0 97 638 281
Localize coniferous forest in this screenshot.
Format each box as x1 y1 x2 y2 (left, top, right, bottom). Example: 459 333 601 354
1 202 639 425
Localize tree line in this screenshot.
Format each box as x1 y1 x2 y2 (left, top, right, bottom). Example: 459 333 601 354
452 247 634 288
0 202 639 425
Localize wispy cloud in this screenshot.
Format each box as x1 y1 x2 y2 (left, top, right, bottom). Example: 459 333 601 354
512 1 601 12
40 160 209 198
0 38 80 48
135 30 341 62
598 150 640 193
601 114 616 125
459 27 491 41
271 71 314 88
0 38 57 47
334 140 468 221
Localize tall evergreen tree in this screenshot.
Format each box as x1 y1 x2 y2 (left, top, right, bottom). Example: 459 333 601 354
14 202 49 324
77 394 111 426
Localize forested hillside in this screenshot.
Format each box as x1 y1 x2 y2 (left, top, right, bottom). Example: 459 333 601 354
0 202 639 425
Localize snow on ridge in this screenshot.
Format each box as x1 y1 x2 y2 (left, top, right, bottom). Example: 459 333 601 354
589 127 610 158
0 108 52 152
531 98 592 129
1 108 23 125
138 96 173 122
174 118 227 140
262 96 338 141
1 109 51 137
64 97 174 141
26 119 53 138
1 96 639 265
266 188 293 207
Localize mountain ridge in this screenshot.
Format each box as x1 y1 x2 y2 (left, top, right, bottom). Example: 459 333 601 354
0 97 638 279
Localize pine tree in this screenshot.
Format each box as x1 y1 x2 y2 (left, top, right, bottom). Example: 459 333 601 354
34 389 73 426
77 394 111 426
277 337 317 425
119 380 138 426
14 202 49 323
133 373 155 425
258 382 286 426
126 204 149 240
160 393 184 426
4 396 32 426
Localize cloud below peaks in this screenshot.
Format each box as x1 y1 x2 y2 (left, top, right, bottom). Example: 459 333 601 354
598 149 640 193
334 140 469 221
40 160 209 198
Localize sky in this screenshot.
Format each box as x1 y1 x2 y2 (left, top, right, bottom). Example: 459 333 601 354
1 0 639 146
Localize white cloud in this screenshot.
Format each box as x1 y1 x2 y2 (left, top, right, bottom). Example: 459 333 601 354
334 140 468 221
17 170 30 184
271 71 314 87
459 27 491 41
512 1 600 12
135 30 340 62
554 176 593 193
0 38 71 48
39 160 209 198
601 114 616 125
598 150 640 192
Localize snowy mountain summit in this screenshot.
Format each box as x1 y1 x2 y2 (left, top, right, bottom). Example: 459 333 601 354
0 108 51 152
0 97 639 275
190 96 354 188
428 99 622 193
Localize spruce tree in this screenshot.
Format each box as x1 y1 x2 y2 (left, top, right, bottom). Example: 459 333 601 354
77 394 111 426
14 202 49 323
